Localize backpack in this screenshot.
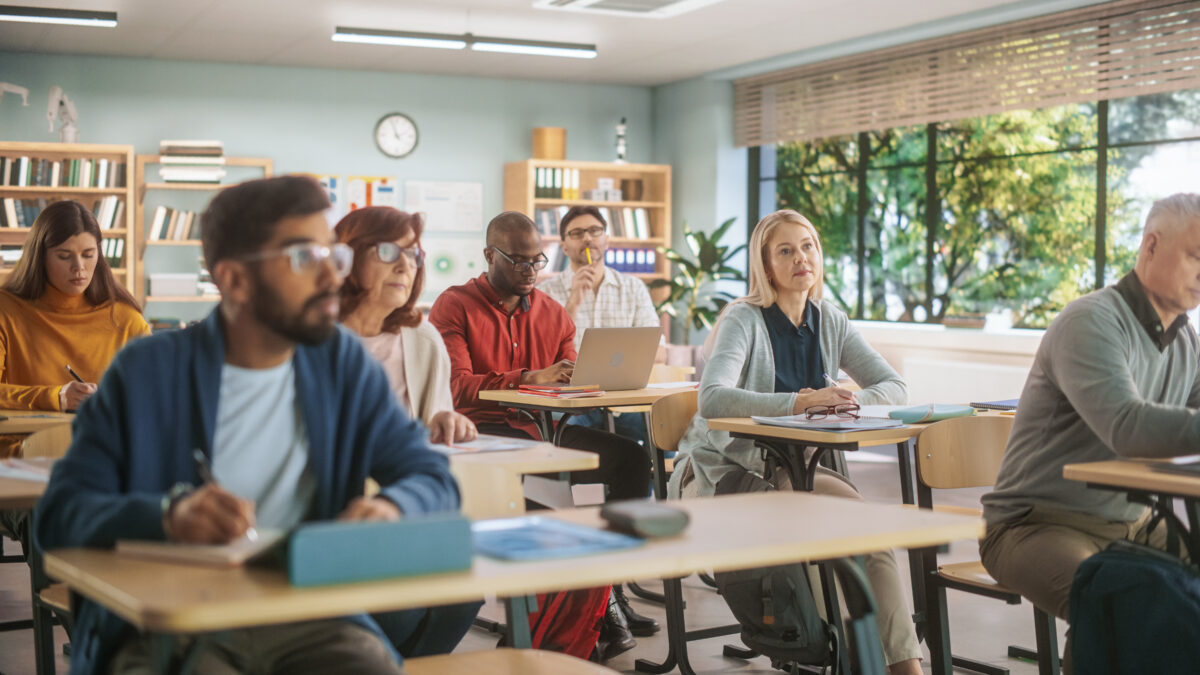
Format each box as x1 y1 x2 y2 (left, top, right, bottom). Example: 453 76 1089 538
1070 505 1200 675
526 587 610 659
713 467 838 669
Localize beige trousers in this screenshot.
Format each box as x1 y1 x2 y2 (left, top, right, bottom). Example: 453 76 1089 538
107 619 404 675
681 463 923 666
979 504 1185 674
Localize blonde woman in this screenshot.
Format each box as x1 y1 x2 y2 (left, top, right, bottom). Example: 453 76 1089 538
667 209 920 674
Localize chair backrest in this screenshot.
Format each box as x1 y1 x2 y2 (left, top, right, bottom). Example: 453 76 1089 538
915 415 1013 490
648 389 698 453
649 363 695 384
21 424 72 459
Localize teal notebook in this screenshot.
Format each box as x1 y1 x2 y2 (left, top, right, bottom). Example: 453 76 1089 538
288 514 472 587
887 404 976 424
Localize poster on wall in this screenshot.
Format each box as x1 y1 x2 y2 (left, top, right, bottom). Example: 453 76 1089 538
311 174 346 227
421 235 485 300
404 181 483 232
347 176 399 211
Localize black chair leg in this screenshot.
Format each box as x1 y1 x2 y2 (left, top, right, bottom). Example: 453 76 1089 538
951 655 1010 675
698 572 718 588
627 580 667 605
1033 607 1061 675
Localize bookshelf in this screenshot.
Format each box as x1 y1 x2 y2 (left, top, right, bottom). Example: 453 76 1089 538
503 159 672 282
134 155 273 306
0 142 136 293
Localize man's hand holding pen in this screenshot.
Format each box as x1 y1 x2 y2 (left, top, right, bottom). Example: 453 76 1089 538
165 484 257 544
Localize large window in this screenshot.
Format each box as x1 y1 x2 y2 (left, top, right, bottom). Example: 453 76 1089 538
764 88 1200 329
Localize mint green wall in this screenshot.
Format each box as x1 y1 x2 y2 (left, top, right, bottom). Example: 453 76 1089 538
0 52 654 319
651 76 747 344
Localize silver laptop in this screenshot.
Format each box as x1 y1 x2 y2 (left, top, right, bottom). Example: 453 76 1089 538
571 327 661 391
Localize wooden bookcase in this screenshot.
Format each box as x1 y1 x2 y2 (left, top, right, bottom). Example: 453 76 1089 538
0 142 136 293
503 159 672 282
134 155 273 305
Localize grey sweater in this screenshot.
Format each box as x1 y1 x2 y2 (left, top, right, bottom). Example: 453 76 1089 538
982 283 1200 527
668 300 907 497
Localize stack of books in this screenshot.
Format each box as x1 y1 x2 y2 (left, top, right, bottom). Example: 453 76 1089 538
147 205 202 241
158 140 226 184
517 384 604 399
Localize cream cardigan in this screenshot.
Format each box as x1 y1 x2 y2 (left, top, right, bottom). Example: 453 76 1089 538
361 320 456 426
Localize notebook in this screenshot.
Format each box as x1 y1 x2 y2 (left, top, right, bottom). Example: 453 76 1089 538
1150 456 1200 477
116 529 288 568
472 516 644 561
430 434 541 455
969 398 1020 411
750 414 905 431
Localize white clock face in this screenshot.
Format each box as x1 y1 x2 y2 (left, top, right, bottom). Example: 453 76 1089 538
374 113 418 158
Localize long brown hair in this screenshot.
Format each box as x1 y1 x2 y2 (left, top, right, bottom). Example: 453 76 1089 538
335 207 425 332
2 199 141 311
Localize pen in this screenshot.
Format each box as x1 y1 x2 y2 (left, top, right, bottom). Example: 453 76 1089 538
585 247 593 265
823 372 839 388
192 449 258 542
65 365 84 383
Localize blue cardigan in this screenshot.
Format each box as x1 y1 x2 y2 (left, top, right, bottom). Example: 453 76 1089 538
35 310 460 674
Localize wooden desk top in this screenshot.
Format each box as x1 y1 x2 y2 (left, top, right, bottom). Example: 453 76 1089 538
0 410 73 435
706 417 924 447
1064 459 1200 498
45 492 981 634
448 444 597 474
407 648 616 675
480 386 697 410
0 476 48 510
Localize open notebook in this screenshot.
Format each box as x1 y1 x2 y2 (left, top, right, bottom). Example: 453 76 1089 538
116 529 287 568
750 414 904 431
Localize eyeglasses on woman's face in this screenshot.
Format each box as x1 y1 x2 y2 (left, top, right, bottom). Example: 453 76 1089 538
490 246 549 273
239 242 354 279
374 242 424 268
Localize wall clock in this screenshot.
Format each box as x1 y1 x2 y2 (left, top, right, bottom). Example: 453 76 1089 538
374 112 418 158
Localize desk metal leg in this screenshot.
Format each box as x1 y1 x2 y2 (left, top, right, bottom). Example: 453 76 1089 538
503 595 537 649
895 439 929 641
551 412 576 447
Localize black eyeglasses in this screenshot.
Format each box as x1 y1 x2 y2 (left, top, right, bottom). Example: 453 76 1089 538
804 404 860 420
374 242 424 268
565 226 606 240
491 246 549 273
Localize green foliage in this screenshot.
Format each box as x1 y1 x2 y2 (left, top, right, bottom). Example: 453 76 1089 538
775 90 1200 329
649 217 747 345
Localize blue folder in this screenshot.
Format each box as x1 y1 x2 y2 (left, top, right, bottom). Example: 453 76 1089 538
472 516 644 561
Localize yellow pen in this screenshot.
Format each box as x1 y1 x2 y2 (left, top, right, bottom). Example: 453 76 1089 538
585 247 593 265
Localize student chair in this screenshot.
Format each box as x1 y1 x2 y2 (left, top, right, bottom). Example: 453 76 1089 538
914 415 1060 675
634 389 748 675
22 424 74 675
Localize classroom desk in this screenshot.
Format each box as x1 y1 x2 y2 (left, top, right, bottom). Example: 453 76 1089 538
479 386 697 445
447 443 598 519
44 492 982 675
0 410 73 436
0 474 48 510
1064 459 1200 550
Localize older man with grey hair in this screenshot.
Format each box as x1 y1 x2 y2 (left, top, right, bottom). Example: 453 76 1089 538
980 192 1200 655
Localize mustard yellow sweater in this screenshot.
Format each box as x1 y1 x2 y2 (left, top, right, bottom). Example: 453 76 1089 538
0 287 149 411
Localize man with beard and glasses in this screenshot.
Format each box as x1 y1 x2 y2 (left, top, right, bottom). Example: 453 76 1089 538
428 211 652 660
36 175 465 675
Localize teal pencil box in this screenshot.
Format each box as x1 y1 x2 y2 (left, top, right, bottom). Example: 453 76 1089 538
287 514 472 587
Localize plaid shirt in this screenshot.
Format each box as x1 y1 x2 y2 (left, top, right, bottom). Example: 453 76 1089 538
539 265 661 351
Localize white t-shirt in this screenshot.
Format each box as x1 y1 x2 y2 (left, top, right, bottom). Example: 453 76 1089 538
212 359 316 531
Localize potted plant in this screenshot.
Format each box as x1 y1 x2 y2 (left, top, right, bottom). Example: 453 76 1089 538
649 217 747 346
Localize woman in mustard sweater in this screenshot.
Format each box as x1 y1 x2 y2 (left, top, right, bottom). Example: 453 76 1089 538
0 200 148 418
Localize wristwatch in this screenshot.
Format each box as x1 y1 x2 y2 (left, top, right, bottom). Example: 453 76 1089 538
161 482 194 537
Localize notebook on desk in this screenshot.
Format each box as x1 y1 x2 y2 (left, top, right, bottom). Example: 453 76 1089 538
1149 455 1200 477
969 398 1020 411
116 529 288 568
750 414 905 431
472 516 644 561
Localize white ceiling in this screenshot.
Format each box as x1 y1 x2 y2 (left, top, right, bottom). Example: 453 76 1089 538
1 0 1044 86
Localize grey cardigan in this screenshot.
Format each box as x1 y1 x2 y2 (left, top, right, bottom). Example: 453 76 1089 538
668 300 907 497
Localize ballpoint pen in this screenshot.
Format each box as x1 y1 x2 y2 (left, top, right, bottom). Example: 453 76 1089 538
192 448 258 542
823 372 839 388
65 365 85 383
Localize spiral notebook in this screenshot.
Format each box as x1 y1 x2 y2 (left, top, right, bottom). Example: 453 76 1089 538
750 414 904 431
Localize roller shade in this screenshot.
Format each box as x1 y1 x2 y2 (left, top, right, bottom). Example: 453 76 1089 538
734 0 1200 147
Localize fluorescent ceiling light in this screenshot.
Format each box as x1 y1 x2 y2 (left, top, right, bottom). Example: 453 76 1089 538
471 37 597 59
332 26 596 60
0 4 117 27
332 27 466 50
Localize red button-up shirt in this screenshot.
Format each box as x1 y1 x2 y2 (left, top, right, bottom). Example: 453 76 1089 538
428 273 576 438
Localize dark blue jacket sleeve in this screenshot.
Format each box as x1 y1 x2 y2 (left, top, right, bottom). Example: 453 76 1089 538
342 335 460 517
35 349 167 551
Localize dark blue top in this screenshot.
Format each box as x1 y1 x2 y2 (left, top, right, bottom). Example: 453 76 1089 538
762 301 826 394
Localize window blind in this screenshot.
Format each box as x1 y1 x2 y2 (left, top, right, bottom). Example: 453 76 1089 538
734 0 1200 147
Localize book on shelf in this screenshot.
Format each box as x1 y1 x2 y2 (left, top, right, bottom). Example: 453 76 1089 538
533 167 580 199
101 237 125 268
159 167 227 184
160 155 226 165
159 139 224 156
1 157 126 188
